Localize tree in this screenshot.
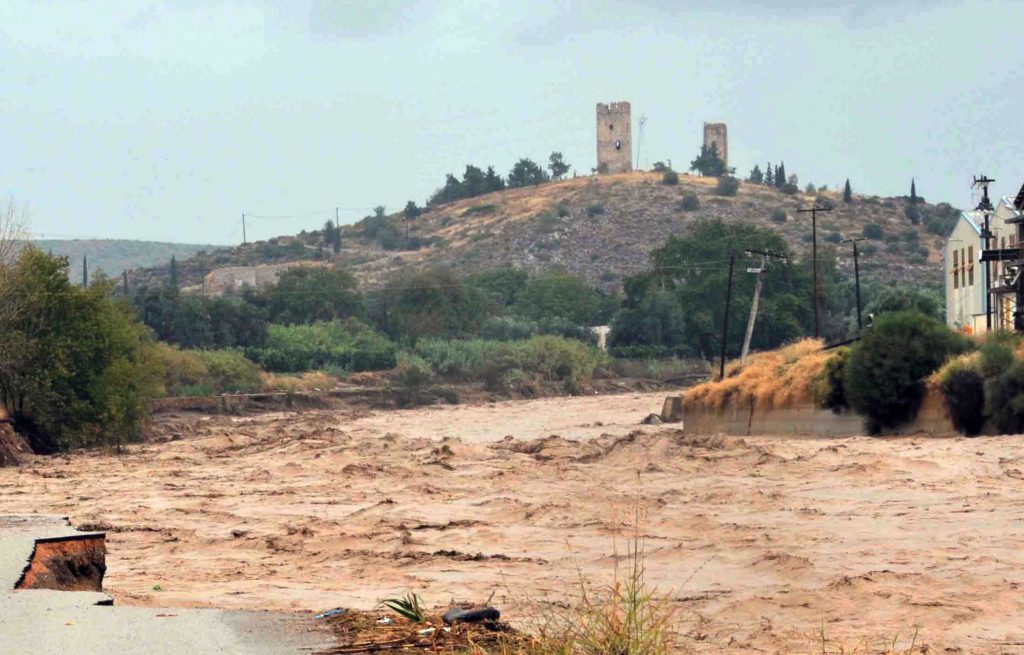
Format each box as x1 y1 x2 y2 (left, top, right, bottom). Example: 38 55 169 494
776 162 786 189
610 287 686 351
548 152 570 180
507 158 549 188
375 268 489 341
512 272 614 327
764 162 774 187
843 179 853 203
483 166 505 193
863 283 944 322
910 178 919 205
323 219 342 253
461 165 486 197
169 255 178 291
748 165 764 184
1 248 161 452
263 266 363 325
689 143 727 177
845 311 967 433
82 255 89 288
403 201 422 222
615 218 844 359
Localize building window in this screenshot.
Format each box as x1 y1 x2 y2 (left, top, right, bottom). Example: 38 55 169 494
953 249 959 289
968 245 974 285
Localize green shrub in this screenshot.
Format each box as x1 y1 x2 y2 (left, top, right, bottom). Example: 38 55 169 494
250 320 396 373
714 176 739 197
154 344 261 396
192 350 262 394
940 363 986 436
661 170 679 186
979 342 1015 378
463 204 496 216
845 311 968 433
678 193 699 211
556 204 571 218
811 348 849 413
863 223 884 240
411 336 607 389
905 204 921 224
985 360 1024 435
824 232 842 244
586 203 605 217
770 209 787 224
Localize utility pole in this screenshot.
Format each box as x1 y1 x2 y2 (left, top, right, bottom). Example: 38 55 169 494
242 212 247 245
719 254 736 380
974 176 995 331
798 205 832 338
843 237 866 331
82 255 88 288
740 248 788 360
122 269 129 297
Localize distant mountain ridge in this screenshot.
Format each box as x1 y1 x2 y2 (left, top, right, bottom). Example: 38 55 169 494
29 239 224 285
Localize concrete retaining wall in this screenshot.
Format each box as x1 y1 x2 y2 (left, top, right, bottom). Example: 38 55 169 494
661 389 957 437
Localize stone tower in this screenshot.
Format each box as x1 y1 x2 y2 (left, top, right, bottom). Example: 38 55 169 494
703 122 728 169
596 102 632 174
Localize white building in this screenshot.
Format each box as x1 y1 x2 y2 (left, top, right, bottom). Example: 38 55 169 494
945 196 1022 332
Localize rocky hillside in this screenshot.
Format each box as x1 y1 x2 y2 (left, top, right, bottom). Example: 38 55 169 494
135 173 958 292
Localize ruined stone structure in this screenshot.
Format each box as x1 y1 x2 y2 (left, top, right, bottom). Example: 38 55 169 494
703 122 728 169
596 102 632 174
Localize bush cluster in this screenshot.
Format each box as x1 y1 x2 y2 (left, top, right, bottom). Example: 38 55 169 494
249 320 396 373
411 336 608 393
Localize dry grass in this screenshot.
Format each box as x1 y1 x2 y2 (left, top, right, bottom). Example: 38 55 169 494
683 339 830 411
260 371 340 393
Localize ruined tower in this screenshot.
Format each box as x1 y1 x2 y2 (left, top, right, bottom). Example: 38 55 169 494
596 102 632 174
703 122 728 169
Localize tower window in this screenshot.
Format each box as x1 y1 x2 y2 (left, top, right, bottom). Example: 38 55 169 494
609 124 614 131
953 249 959 289
614 140 621 150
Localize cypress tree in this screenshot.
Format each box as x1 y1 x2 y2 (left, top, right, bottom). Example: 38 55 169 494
764 163 774 187
169 255 179 291
82 255 88 288
776 162 786 188
843 179 853 203
910 178 918 204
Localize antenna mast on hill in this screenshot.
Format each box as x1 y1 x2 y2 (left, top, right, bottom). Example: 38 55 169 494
635 114 647 171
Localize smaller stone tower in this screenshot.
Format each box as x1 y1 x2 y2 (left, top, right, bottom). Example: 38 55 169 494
703 122 728 169
596 102 632 174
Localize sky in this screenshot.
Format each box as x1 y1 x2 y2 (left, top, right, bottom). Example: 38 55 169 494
2 0 1022 244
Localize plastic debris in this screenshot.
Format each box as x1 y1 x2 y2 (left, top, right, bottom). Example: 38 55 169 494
315 607 348 620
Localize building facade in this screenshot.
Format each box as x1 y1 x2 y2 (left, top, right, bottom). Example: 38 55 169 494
595 102 632 174
945 197 1021 332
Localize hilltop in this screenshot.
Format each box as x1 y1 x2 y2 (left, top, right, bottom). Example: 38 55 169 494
133 173 958 292
31 239 224 285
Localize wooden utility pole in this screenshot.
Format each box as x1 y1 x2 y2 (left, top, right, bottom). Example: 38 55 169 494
740 248 788 360
843 237 866 331
797 205 832 338
719 254 736 380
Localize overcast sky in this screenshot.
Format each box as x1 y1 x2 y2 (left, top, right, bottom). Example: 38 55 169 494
3 1 1022 244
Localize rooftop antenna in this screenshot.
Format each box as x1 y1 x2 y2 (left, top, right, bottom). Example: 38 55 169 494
635 114 647 171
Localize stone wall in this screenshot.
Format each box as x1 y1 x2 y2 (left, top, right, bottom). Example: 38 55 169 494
661 389 956 437
596 102 632 174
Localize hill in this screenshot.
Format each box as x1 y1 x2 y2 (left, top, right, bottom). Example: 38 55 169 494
31 239 224 285
131 173 958 292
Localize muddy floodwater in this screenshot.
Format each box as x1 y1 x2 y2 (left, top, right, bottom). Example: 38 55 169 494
3 391 1024 653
